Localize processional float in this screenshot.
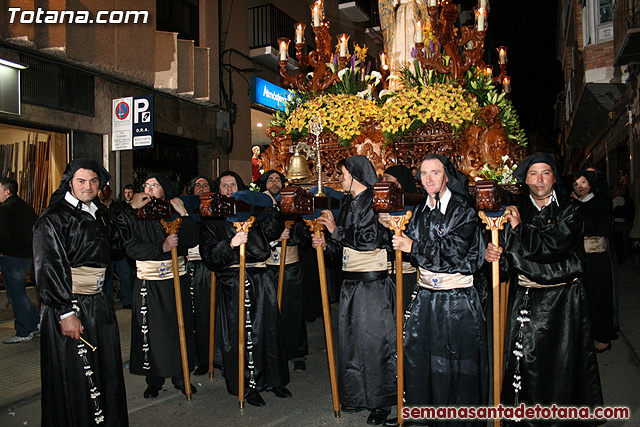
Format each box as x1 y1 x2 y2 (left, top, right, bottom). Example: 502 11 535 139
264 0 524 424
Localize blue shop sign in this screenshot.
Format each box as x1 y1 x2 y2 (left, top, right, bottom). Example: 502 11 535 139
251 77 291 112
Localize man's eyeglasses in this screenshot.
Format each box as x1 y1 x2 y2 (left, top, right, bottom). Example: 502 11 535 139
143 183 161 189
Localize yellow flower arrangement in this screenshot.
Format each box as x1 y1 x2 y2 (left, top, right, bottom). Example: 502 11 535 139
378 83 478 136
284 94 379 142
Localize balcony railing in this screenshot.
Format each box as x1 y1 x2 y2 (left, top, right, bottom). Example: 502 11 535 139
614 0 640 64
249 4 295 56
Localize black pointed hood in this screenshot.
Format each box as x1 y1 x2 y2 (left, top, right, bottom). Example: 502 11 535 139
49 158 111 207
384 164 419 194
417 154 469 197
187 175 215 195
344 155 378 188
143 173 177 200
213 171 247 193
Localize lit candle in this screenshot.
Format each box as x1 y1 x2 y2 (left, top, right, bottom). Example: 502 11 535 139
429 0 438 6
380 52 388 69
278 37 290 61
480 0 487 9
414 20 423 43
485 65 493 78
503 76 511 93
477 8 486 31
338 34 349 57
295 23 305 44
311 1 323 27
497 46 508 65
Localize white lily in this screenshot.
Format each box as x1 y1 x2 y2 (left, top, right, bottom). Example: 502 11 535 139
326 63 337 73
370 70 382 86
338 68 348 80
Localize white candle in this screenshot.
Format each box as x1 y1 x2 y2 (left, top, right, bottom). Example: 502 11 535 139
498 47 507 64
415 20 423 43
312 5 320 27
429 0 438 6
279 41 288 61
340 39 347 57
480 0 487 9
296 24 304 44
477 11 485 31
503 76 511 93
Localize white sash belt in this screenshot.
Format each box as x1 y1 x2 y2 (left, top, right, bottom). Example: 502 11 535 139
387 260 417 274
228 262 267 269
266 245 300 266
584 236 606 254
518 274 571 288
71 266 106 295
187 245 202 261
417 267 473 290
342 247 388 272
137 258 186 280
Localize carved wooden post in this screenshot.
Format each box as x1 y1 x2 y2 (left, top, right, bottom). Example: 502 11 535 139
304 214 340 418
277 220 296 310
160 217 191 401
387 211 413 426
478 210 509 427
233 216 256 409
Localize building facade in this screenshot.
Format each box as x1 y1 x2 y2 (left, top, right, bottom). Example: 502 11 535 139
0 0 382 206
556 0 639 202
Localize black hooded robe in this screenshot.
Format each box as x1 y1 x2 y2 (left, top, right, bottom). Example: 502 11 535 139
578 190 616 344
199 212 289 395
500 193 603 427
34 159 129 426
325 189 397 409
402 192 489 425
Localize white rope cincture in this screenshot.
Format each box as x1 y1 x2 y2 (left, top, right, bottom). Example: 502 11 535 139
140 280 150 370
73 299 104 424
244 278 257 390
511 288 530 422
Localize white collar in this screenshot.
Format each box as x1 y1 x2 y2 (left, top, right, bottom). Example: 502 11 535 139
64 191 98 218
423 187 451 215
530 189 558 211
579 193 594 202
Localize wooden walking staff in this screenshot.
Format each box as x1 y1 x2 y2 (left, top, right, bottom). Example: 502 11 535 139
208 272 216 379
277 220 296 310
373 181 424 426
160 216 192 401
475 179 518 427
387 211 412 425
304 213 340 419
233 216 256 409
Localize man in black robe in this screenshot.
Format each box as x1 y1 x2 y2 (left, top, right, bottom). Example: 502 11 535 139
126 173 199 398
200 171 290 407
33 159 131 426
258 169 310 372
381 155 488 427
312 155 396 425
185 175 216 376
486 153 603 426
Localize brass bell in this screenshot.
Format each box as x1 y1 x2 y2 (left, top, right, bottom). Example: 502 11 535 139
286 151 312 181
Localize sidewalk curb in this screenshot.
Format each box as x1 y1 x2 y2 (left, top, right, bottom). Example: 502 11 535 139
619 329 640 369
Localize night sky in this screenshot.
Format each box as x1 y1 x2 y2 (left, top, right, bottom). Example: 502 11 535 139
486 0 564 145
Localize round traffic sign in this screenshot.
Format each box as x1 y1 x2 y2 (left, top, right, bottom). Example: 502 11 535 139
115 102 130 120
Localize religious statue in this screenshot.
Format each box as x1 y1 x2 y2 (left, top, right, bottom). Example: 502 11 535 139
378 0 429 86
